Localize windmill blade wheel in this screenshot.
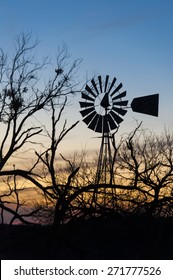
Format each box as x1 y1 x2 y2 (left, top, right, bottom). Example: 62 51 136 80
79 75 128 133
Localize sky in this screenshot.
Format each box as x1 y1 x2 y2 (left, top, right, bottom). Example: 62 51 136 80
0 0 173 155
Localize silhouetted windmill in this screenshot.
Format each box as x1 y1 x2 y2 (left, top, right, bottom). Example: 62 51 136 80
79 75 159 185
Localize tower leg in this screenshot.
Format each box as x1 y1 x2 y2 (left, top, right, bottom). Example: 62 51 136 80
95 132 114 184
93 132 116 208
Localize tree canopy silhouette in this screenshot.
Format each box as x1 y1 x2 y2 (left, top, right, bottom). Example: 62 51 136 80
0 32 81 224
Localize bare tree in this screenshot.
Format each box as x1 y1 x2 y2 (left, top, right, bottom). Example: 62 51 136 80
31 122 173 225
0 32 81 224
116 124 173 216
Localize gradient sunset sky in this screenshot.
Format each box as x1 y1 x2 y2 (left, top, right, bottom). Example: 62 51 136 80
0 0 173 155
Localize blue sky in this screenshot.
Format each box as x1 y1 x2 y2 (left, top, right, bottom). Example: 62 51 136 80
0 0 173 154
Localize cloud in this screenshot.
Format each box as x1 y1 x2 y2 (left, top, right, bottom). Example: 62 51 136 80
93 14 148 34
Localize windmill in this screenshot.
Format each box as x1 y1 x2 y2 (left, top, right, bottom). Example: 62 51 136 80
79 75 159 186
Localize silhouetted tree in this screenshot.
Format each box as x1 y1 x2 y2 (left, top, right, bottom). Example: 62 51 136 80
33 123 173 224
0 32 81 224
116 124 173 216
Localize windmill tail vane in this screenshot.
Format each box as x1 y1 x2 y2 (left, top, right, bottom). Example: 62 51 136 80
131 93 159 117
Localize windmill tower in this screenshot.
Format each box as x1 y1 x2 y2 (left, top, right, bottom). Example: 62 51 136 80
79 75 128 185
79 75 159 186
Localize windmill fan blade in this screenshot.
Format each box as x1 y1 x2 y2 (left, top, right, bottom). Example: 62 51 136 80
79 101 94 108
131 94 159 117
81 92 95 102
103 115 110 132
110 83 123 96
91 78 99 95
104 75 109 93
98 75 102 93
113 100 128 106
83 111 96 125
107 114 118 130
88 114 99 131
107 77 117 94
85 84 97 97
112 91 127 100
95 115 103 133
110 110 124 124
80 107 95 117
112 106 127 116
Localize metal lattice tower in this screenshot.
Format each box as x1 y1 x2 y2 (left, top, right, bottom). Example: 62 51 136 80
95 132 113 184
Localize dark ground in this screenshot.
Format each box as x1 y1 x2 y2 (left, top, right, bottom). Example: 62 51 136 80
1 215 173 259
